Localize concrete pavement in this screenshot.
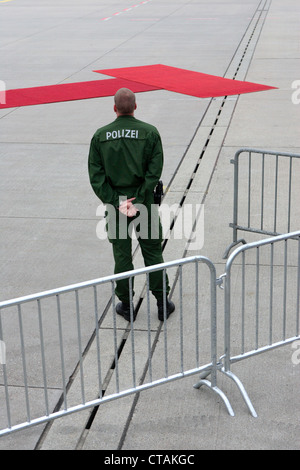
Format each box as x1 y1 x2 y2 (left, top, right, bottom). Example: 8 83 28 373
0 0 299 450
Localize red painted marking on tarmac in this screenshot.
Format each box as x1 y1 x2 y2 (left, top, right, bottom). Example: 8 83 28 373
101 0 151 21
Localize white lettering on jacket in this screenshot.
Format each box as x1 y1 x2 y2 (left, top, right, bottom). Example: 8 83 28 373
106 129 139 140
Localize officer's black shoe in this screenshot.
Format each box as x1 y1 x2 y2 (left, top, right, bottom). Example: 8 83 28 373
157 298 175 321
116 302 136 322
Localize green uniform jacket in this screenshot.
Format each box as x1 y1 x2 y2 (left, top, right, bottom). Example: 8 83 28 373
88 115 163 207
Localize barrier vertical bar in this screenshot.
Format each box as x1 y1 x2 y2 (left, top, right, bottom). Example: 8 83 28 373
129 276 136 388
283 239 288 340
269 243 274 344
111 281 119 394
224 266 231 373
37 299 49 416
273 154 279 233
56 294 67 410
210 261 217 388
93 286 103 398
163 269 168 378
297 240 300 336
75 290 85 404
241 251 246 354
179 265 184 373
195 261 200 368
146 273 152 382
248 151 252 229
0 309 11 429
288 157 292 233
255 247 260 349
232 152 239 244
261 152 265 231
18 305 31 423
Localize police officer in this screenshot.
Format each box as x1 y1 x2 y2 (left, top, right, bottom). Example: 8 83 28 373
88 88 175 322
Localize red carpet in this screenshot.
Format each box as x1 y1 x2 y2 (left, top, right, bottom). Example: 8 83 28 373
0 78 160 109
0 64 276 109
95 64 276 98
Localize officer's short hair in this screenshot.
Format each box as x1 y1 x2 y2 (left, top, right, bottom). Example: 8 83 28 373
114 88 136 115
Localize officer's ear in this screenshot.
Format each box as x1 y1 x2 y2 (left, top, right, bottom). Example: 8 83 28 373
114 104 117 113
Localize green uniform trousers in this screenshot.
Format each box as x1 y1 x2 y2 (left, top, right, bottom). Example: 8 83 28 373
107 203 170 304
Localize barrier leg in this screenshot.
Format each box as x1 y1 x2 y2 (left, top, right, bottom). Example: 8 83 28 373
193 378 235 417
193 366 235 417
221 368 257 418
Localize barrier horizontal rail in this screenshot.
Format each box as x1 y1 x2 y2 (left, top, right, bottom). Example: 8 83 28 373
0 255 234 437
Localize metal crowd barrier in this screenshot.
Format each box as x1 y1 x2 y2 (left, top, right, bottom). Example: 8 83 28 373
1 233 299 436
223 148 300 258
0 255 233 437
221 231 300 417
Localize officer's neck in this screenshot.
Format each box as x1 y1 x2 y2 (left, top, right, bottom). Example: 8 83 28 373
116 112 135 118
